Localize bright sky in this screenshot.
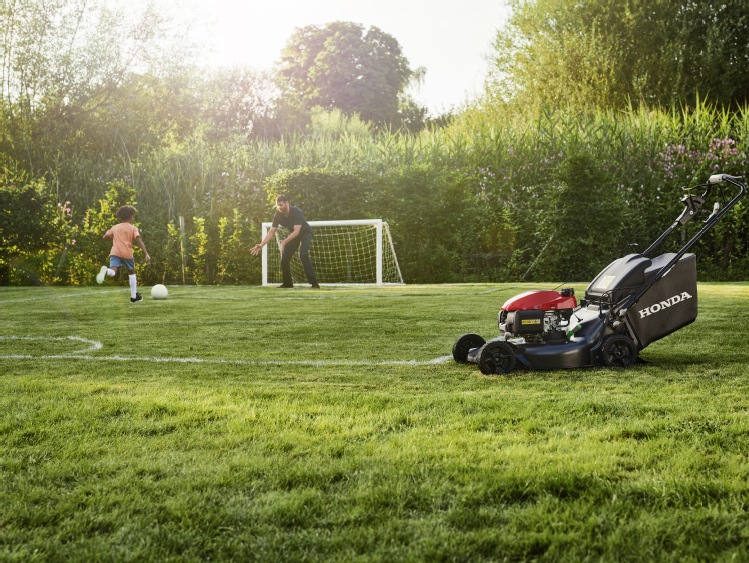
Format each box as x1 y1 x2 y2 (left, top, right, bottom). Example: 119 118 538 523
188 0 511 116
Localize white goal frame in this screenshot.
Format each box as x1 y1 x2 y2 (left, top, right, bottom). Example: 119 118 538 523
261 219 403 286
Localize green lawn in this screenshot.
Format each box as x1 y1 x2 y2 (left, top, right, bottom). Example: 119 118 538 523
2 283 749 561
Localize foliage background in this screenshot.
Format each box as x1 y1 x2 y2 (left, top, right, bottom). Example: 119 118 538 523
1 0 749 286
3 102 747 286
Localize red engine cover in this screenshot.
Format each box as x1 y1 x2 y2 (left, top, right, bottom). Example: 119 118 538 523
501 290 577 311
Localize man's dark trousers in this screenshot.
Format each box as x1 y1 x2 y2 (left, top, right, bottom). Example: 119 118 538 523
280 232 317 286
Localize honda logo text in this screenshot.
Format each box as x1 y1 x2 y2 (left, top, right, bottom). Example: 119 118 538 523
638 292 693 318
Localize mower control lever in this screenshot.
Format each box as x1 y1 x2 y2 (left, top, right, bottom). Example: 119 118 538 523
705 202 720 222
676 194 705 226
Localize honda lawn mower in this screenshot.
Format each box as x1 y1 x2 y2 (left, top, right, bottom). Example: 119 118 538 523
453 173 747 375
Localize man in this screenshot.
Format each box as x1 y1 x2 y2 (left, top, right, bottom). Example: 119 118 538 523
251 194 320 288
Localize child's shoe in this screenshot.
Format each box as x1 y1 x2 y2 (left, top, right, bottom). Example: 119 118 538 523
130 293 143 303
96 266 108 284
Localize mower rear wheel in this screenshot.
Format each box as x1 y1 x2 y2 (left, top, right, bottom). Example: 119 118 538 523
476 341 516 375
601 335 637 368
452 333 486 363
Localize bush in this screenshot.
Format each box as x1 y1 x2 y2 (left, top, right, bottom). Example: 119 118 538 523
0 173 68 285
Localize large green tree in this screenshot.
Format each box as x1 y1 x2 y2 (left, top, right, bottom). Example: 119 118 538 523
490 0 749 110
275 21 419 127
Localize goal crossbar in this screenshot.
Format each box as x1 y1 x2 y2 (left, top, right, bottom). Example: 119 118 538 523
261 219 403 286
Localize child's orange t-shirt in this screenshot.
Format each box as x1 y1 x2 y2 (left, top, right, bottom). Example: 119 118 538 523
106 223 140 259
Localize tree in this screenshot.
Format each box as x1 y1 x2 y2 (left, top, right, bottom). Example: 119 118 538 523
490 0 749 110
0 0 199 170
198 67 278 140
275 21 420 127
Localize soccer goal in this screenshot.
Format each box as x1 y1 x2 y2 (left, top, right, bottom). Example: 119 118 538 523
261 219 404 286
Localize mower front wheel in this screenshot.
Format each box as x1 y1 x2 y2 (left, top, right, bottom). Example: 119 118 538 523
601 335 637 368
452 333 486 363
476 341 516 375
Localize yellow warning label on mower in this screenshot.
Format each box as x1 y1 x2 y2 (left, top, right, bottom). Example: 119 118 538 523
521 319 542 325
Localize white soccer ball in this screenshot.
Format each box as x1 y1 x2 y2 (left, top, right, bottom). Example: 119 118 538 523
151 284 168 300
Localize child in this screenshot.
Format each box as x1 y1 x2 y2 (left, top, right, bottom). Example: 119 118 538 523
96 205 151 303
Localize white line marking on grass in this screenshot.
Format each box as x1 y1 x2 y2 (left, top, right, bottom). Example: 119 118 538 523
0 335 452 366
188 296 242 300
478 287 505 294
1 353 454 366
66 336 104 354
0 335 103 354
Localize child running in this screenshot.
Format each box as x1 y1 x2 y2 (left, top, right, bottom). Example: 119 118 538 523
96 205 150 303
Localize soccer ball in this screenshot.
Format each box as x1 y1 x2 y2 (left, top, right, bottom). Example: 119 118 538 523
151 284 168 300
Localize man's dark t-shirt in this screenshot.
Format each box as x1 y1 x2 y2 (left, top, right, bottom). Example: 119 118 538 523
272 206 312 236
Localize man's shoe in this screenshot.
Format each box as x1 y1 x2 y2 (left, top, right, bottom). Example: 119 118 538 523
130 293 143 303
311 283 320 289
277 284 294 288
96 266 107 284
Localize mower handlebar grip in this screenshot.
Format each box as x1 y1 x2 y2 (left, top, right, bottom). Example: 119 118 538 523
709 173 744 184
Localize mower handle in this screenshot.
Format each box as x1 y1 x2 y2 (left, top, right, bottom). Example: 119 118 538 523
618 172 746 317
646 173 746 251
679 174 743 219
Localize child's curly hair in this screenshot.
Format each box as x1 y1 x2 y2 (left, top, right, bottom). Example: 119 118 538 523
116 205 137 221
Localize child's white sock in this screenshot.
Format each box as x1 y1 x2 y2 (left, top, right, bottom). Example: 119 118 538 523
107 269 116 277
129 274 137 298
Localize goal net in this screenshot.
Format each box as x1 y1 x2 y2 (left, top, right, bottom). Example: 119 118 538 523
261 219 404 285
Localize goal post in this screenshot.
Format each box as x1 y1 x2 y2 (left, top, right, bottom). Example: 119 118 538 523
261 219 404 286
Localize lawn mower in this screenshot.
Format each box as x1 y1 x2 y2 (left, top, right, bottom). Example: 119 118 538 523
453 173 747 375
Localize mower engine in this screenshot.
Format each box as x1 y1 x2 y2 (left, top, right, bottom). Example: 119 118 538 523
498 288 578 344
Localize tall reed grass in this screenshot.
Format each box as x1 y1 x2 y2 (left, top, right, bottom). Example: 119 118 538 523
6 101 748 285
